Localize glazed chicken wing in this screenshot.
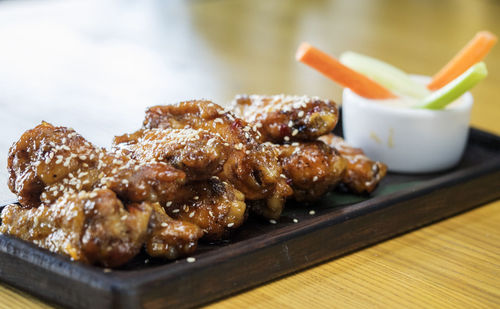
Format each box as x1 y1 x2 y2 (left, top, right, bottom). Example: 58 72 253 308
143 100 292 219
319 134 387 194
113 128 230 181
0 189 151 267
231 94 339 143
7 122 186 208
276 141 347 201
164 177 246 240
146 202 203 258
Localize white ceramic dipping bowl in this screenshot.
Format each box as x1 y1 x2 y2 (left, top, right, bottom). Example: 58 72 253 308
342 77 473 174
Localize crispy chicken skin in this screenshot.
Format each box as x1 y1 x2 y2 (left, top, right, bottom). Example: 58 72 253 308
319 134 387 194
0 189 151 267
113 128 230 181
7 122 186 208
231 94 339 143
146 202 203 259
143 100 292 218
277 141 347 201
165 178 246 240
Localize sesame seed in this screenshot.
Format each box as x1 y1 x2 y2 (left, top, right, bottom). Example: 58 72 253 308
103 268 112 273
193 196 199 200
269 219 277 224
280 174 287 179
186 257 196 263
298 111 305 117
166 201 173 207
309 210 316 215
292 129 298 136
284 136 290 142
161 222 168 227
313 176 318 182
172 209 180 213
189 212 195 218
293 218 299 223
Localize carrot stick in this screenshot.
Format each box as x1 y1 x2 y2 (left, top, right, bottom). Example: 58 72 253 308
296 42 397 99
427 31 497 90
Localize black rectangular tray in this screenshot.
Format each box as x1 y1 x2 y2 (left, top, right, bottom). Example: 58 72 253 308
2 127 500 309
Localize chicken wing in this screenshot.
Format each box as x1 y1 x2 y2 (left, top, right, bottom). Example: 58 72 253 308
164 177 246 240
143 100 292 219
319 134 387 194
113 128 230 181
7 122 186 208
0 189 151 267
231 94 339 143
276 141 347 201
145 202 203 259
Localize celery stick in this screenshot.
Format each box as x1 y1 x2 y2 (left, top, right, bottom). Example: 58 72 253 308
416 62 487 110
340 51 430 99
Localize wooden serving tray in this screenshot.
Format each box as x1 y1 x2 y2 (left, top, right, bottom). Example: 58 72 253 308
1 127 500 309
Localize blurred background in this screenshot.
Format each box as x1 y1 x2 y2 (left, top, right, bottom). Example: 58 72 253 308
0 0 499 203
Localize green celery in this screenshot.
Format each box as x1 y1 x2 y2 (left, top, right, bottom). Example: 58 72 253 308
340 51 430 99
416 62 487 110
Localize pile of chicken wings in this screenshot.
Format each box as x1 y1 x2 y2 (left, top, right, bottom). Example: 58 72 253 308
1 95 386 267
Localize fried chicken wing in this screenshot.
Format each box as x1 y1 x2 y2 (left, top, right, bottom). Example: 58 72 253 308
319 134 387 194
0 189 151 267
146 202 203 258
164 178 246 240
8 122 186 208
113 128 230 181
276 141 347 201
231 94 339 143
7 121 96 208
143 101 292 219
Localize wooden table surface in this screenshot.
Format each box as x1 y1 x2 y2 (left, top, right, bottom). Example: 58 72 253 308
0 0 499 308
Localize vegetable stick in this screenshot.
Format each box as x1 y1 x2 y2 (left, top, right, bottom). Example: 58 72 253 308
296 42 397 99
427 31 497 90
416 62 487 110
340 51 430 99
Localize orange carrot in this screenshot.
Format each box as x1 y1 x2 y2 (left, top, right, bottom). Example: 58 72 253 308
296 42 397 99
428 31 497 90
